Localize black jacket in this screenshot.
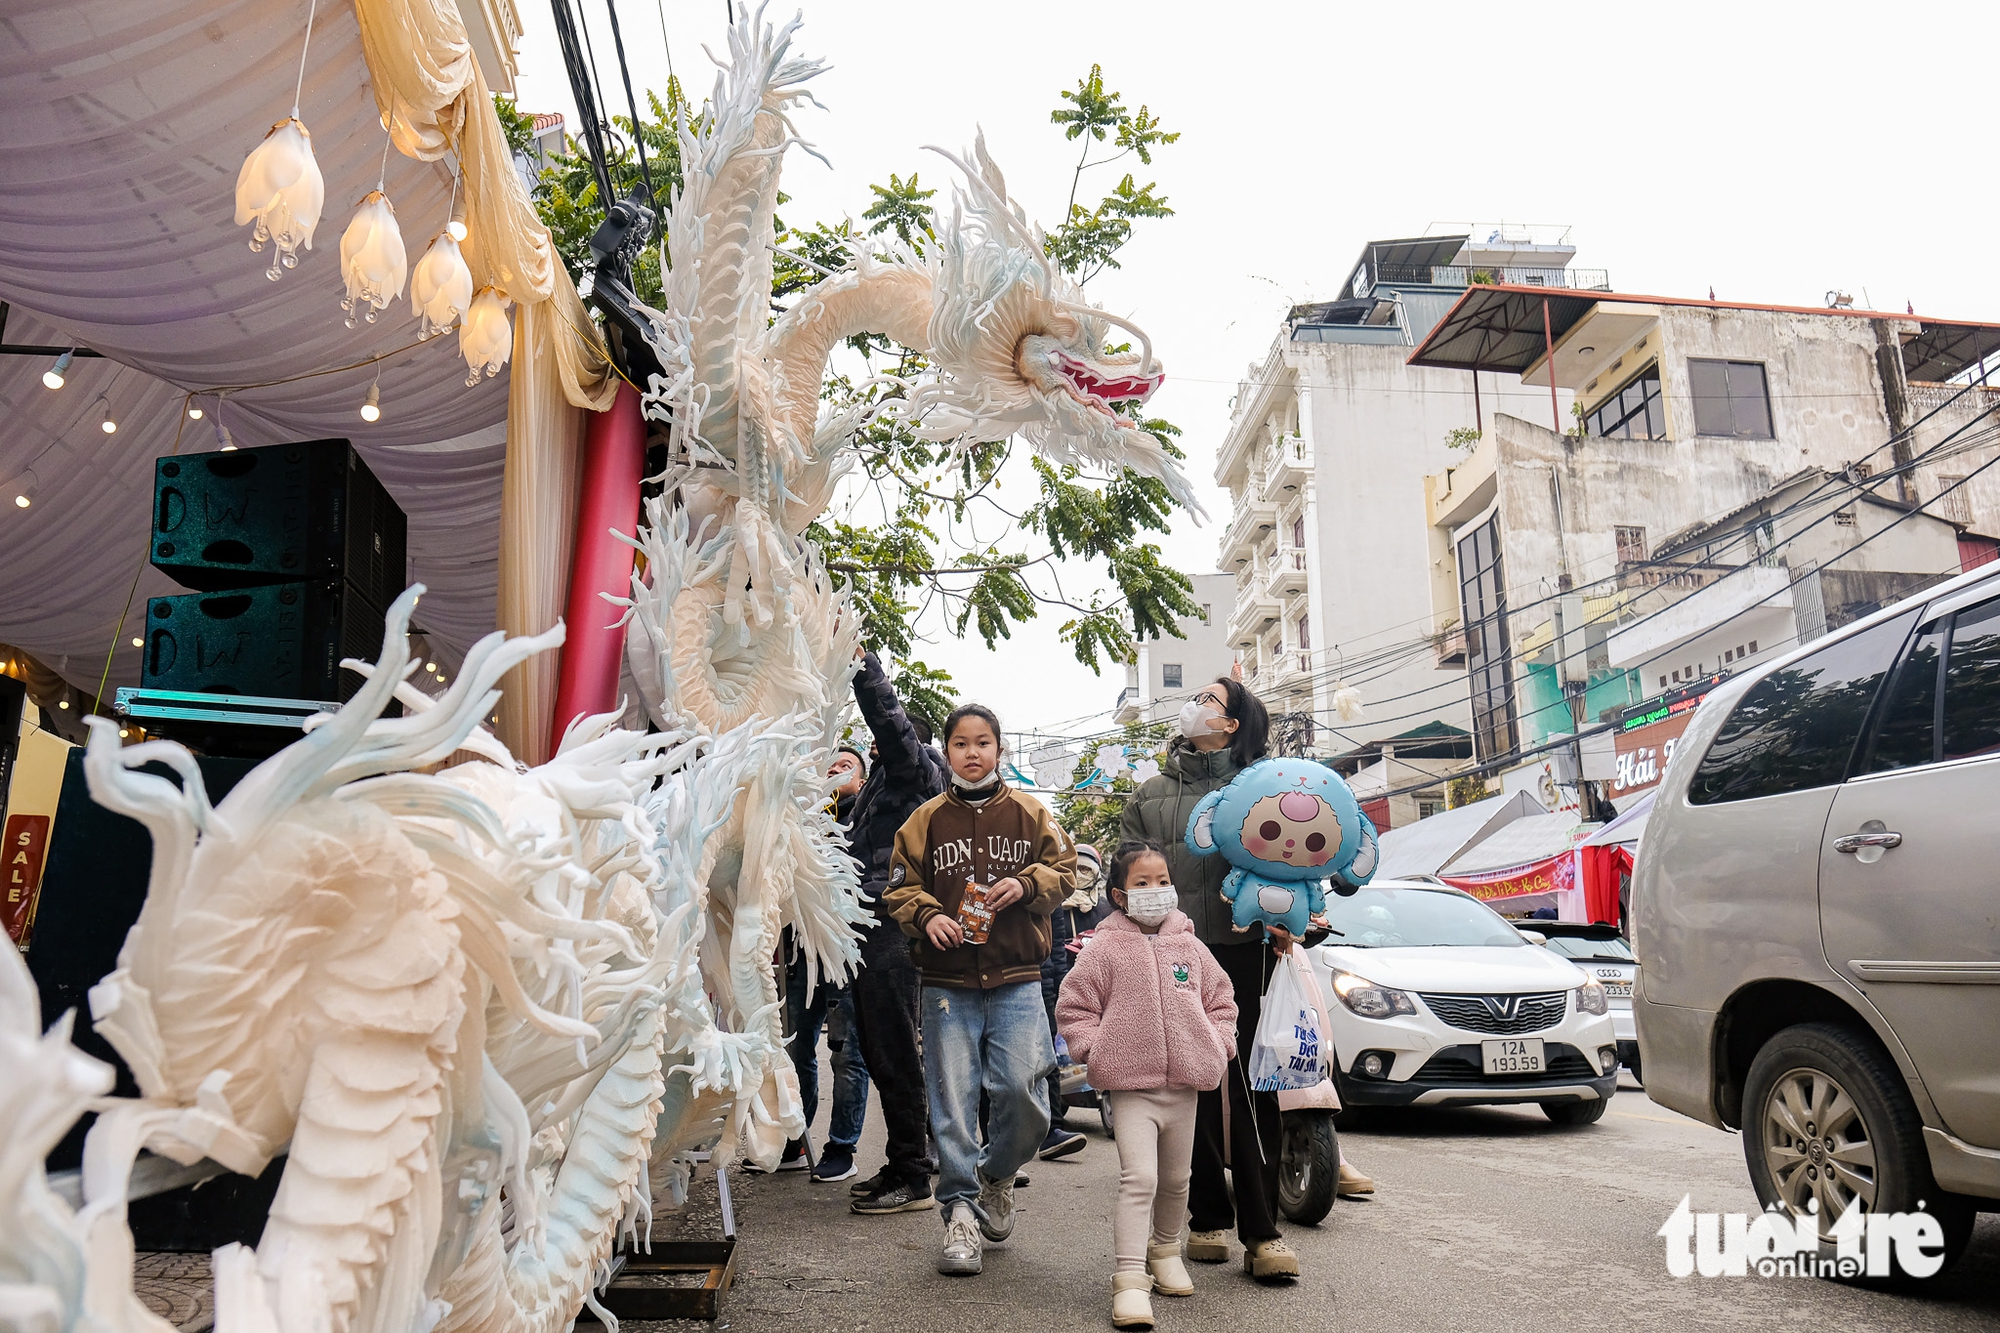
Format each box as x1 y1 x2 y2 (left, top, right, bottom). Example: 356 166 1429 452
1120 741 1245 947
848 652 948 904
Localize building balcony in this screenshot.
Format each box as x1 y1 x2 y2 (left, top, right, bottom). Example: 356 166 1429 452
1219 500 1279 568
1114 684 1141 724
1266 547 1308 598
1425 265 1610 291
1434 619 1467 668
1259 435 1312 502
1227 587 1282 649
1266 649 1315 700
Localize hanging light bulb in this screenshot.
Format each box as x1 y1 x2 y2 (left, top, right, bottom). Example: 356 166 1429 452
213 396 236 451
235 0 324 281
98 395 117 434
131 637 144 648
460 287 513 386
360 377 381 422
11 468 34 509
43 349 73 390
12 495 28 510
411 230 473 339
447 168 469 242
186 401 204 420
425 661 438 672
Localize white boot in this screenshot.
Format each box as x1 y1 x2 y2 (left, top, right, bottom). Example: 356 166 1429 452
1146 1242 1193 1296
1111 1272 1155 1329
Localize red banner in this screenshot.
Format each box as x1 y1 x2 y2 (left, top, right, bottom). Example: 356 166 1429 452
1442 850 1577 903
4 814 50 948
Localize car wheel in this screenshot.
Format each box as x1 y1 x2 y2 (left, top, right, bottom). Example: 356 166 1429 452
1098 1097 1115 1141
1541 1095 1610 1126
1277 1110 1338 1226
1742 1022 1975 1281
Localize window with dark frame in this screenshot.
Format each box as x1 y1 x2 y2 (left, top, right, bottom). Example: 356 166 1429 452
1614 525 1647 565
1296 614 1311 651
1588 366 1666 440
1458 516 1518 761
1689 359 1774 439
1161 663 1183 690
1291 517 1305 548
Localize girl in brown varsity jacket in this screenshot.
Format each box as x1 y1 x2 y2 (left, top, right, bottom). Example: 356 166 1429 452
881 703 1077 1277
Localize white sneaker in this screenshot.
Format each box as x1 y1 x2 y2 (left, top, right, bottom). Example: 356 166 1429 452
938 1203 983 1275
974 1172 1016 1242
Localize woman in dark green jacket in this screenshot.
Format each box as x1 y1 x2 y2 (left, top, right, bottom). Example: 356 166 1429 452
1119 677 1338 1279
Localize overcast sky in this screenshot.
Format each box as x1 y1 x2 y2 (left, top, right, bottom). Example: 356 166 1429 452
511 0 2000 744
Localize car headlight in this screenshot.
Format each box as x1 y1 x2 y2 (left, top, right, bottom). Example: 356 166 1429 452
1575 975 1609 1016
1330 969 1417 1019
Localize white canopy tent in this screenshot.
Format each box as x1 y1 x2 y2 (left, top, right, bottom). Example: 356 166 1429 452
1375 789 1545 880
0 1 514 699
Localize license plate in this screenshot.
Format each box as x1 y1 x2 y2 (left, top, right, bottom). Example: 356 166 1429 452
1482 1038 1545 1075
1603 981 1633 998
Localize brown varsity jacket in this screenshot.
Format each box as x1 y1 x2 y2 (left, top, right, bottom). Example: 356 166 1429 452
881 782 1077 989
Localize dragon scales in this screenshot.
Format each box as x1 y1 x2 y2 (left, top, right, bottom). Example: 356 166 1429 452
0 7 1195 1333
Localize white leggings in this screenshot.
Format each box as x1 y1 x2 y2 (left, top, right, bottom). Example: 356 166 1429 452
1106 1086 1200 1273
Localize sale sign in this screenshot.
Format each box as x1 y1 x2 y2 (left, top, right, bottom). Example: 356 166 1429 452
3 813 50 947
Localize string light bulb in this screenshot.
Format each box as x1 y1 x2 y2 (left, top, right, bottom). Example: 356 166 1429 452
98 395 117 433
360 377 381 422
43 349 73 390
214 397 236 451
187 401 204 420
131 637 144 648
14 465 39 509
425 661 437 672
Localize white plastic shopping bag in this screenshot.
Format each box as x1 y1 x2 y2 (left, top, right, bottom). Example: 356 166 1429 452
1247 945 1326 1092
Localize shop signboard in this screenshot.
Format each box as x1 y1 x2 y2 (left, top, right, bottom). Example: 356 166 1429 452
1612 712 1697 798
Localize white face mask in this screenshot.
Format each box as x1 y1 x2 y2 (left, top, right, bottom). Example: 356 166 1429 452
1177 698 1225 740
1124 885 1177 926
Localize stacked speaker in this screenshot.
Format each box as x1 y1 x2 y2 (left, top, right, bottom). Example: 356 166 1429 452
144 439 407 710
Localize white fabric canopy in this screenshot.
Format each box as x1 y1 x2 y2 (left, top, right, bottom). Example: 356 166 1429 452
0 0 514 692
1440 810 1590 878
1376 789 1545 880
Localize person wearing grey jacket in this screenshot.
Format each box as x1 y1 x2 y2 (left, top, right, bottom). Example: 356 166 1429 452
1119 678 1304 1280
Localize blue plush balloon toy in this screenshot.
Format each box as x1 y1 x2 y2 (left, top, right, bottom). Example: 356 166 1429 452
1183 756 1379 939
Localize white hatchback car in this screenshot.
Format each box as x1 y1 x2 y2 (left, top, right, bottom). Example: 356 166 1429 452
1309 880 1621 1124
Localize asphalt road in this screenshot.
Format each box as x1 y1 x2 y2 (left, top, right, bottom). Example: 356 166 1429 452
626 1066 2000 1333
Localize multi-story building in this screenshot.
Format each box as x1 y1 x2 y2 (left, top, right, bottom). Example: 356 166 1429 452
1213 228 1595 763
1409 284 2000 806
1113 572 1236 726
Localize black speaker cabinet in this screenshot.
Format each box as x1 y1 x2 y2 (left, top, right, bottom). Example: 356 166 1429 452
31 750 280 1248
150 438 407 607
30 750 257 1169
142 580 387 704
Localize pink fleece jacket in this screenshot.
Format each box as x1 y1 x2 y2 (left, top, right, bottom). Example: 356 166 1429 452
1055 909 1238 1092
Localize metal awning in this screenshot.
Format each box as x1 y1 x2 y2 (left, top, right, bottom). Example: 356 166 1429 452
1410 285 2000 383
1404 285 1607 373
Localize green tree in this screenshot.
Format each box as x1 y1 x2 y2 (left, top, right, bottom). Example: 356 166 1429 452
1052 721 1170 847
508 65 1199 710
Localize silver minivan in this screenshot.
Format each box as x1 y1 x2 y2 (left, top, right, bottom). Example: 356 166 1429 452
1634 562 2000 1277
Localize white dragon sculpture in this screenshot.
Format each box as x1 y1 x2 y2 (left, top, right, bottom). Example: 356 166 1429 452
0 7 1194 1333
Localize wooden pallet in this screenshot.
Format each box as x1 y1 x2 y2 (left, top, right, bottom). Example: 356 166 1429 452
580 1239 738 1322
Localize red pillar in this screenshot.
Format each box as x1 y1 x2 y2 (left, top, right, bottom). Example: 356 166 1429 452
549 380 645 755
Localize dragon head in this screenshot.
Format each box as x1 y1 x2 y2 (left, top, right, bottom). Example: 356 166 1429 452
911 135 1198 516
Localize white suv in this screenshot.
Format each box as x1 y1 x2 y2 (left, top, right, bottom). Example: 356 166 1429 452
1635 562 2000 1276
1309 880 1619 1124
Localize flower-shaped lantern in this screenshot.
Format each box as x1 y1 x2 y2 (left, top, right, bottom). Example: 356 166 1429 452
411 231 473 339
235 118 325 280
339 191 408 327
459 288 513 386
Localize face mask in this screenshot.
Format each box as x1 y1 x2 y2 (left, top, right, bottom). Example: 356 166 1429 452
951 770 999 791
1177 699 1225 740
1124 885 1177 926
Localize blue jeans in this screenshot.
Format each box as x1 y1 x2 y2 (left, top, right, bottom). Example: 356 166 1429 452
786 955 869 1150
921 980 1053 1217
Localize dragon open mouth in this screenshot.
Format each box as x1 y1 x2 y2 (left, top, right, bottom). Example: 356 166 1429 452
1050 348 1164 412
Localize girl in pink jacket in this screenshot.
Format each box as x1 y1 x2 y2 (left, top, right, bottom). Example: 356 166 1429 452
1057 839 1238 1329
